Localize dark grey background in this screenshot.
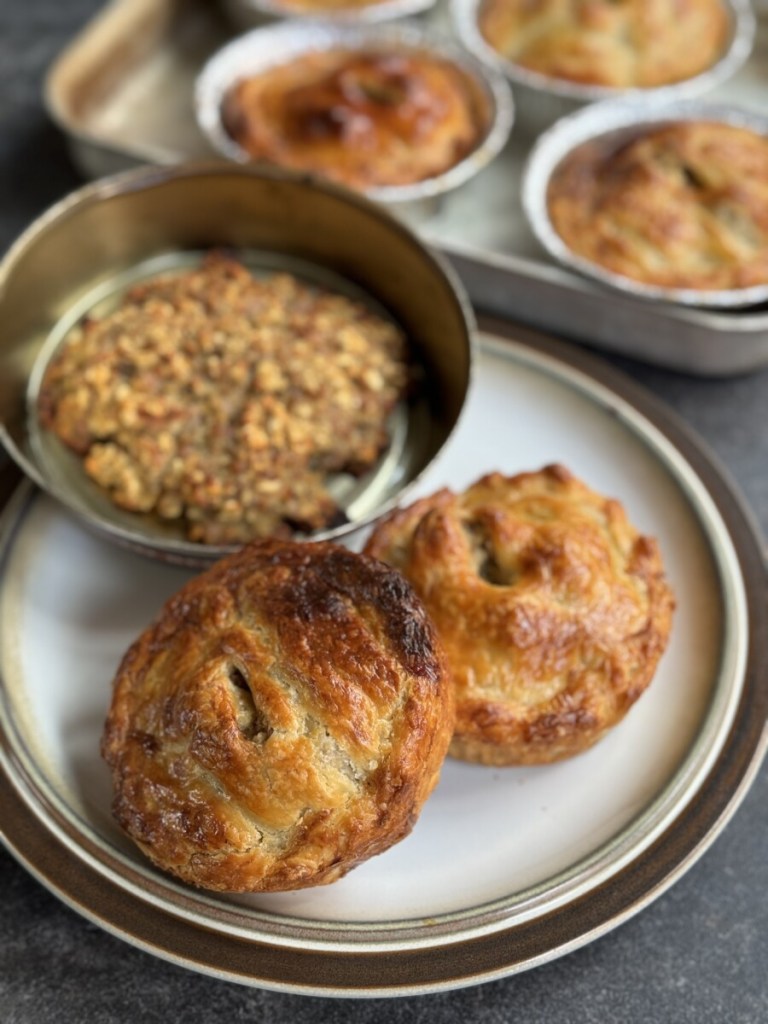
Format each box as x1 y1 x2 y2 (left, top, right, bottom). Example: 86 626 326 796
1 2 766 1021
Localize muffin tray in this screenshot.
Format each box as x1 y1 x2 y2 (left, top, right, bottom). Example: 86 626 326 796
44 0 768 375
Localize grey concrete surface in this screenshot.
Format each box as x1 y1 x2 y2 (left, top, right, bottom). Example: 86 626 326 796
1 2 766 1020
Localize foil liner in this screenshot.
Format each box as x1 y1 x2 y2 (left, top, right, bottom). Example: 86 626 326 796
451 0 756 133
223 0 439 27
522 98 768 309
194 20 514 216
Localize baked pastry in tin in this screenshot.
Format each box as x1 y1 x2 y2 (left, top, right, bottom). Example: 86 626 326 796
102 539 454 892
546 120 768 292
221 48 485 189
478 0 729 89
364 465 674 766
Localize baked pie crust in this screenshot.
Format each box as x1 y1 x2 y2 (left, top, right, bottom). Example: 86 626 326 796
546 121 768 292
478 0 729 89
222 48 486 189
102 539 454 891
364 465 674 766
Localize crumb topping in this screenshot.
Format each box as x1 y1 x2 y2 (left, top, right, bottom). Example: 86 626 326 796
38 253 410 544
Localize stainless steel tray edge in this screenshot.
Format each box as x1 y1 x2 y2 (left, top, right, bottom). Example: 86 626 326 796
440 242 768 377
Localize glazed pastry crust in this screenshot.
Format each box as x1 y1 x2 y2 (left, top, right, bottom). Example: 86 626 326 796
478 0 729 89
364 466 674 766
222 49 486 189
547 121 768 292
101 539 454 891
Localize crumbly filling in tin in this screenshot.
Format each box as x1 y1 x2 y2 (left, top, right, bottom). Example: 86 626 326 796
38 252 410 544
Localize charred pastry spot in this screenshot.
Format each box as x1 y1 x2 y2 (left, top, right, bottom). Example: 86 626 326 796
338 60 411 107
288 102 372 143
128 729 159 757
325 507 350 530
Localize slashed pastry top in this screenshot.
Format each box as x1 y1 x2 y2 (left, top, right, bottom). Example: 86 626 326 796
221 48 486 189
546 120 768 292
478 0 730 89
101 538 454 892
364 465 675 766
37 252 410 545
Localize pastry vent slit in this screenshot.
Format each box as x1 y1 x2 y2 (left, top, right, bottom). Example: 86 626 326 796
227 665 274 744
681 164 707 191
464 521 517 587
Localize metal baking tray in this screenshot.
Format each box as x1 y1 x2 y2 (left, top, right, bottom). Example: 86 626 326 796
43 0 768 375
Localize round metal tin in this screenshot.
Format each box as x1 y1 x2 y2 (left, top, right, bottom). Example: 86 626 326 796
451 0 755 131
522 98 768 309
194 21 514 212
0 162 474 566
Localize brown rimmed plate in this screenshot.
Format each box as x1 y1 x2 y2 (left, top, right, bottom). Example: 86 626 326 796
1 323 766 997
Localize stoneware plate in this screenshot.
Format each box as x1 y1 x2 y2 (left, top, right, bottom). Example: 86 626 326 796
1 325 766 997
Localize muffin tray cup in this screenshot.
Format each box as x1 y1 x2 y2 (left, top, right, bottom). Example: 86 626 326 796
193 19 515 220
522 99 768 311
40 0 768 375
450 0 756 132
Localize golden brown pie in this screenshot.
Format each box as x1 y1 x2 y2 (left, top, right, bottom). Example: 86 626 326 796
546 121 768 292
478 0 729 89
364 465 675 766
102 538 454 892
221 48 486 189
37 252 410 544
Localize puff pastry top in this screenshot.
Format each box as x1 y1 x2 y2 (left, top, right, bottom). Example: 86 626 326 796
547 121 768 292
364 466 674 766
222 49 485 189
101 539 454 891
478 0 729 89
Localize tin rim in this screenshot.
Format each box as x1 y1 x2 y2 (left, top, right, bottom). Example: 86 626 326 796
522 98 768 310
224 0 439 24
451 0 755 106
194 21 515 204
0 160 476 564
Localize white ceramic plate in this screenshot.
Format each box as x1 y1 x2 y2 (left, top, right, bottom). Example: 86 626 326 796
1 328 766 996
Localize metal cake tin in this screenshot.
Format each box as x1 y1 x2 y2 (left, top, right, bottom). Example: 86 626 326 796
194 20 514 217
522 99 768 310
0 162 475 566
223 0 439 27
451 0 756 131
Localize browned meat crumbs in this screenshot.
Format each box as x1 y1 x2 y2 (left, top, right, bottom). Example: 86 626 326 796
37 253 410 544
